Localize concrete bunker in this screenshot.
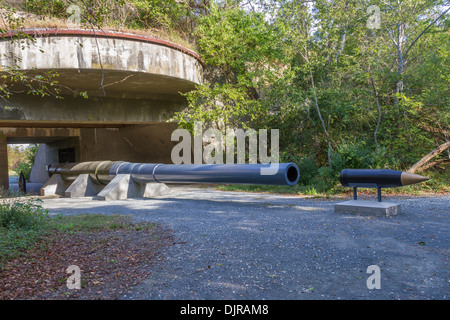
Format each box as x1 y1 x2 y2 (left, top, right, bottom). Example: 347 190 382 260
0 29 203 192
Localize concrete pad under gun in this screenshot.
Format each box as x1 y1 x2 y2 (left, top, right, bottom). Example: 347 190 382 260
334 200 401 217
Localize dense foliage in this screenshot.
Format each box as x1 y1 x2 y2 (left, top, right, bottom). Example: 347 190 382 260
1 0 448 189
7 144 38 181
176 0 449 186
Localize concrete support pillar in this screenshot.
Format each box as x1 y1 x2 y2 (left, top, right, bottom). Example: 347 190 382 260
97 174 170 201
0 133 8 191
40 174 66 196
65 174 104 198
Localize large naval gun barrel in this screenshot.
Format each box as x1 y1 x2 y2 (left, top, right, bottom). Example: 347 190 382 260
48 161 113 185
339 169 428 201
48 161 300 186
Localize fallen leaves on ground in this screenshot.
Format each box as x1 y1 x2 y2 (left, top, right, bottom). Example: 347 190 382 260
0 223 174 300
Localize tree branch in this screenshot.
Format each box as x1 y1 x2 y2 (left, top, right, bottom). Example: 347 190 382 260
407 141 450 173
403 6 450 59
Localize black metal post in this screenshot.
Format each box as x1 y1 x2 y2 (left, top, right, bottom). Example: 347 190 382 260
377 187 382 202
353 187 357 200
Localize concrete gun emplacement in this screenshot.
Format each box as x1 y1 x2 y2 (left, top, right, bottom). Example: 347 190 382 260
45 161 300 200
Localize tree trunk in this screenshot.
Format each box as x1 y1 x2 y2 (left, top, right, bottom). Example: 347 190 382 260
301 42 332 167
407 141 450 173
370 78 382 151
415 158 449 173
308 67 332 167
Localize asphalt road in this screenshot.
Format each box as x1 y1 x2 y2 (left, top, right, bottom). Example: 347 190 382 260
41 187 449 300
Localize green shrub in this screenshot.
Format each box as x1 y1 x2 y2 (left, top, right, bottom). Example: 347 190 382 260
22 0 67 18
0 199 49 266
0 225 42 262
0 199 48 230
332 141 372 170
315 141 397 188
282 152 319 185
318 166 337 186
14 161 33 182
13 144 38 182
330 141 394 173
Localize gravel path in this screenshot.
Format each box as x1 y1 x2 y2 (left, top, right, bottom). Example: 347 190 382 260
42 187 449 300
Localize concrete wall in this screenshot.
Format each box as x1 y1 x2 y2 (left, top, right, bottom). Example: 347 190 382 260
78 124 178 163
0 32 202 86
0 31 202 127
1 123 180 189
1 95 184 126
0 30 203 191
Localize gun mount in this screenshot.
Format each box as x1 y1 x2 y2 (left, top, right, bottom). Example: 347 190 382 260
43 161 300 200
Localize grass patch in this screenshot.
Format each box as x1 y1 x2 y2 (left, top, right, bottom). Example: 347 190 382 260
0 225 43 263
212 183 336 199
48 213 141 233
0 186 28 199
0 7 196 51
0 198 154 270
